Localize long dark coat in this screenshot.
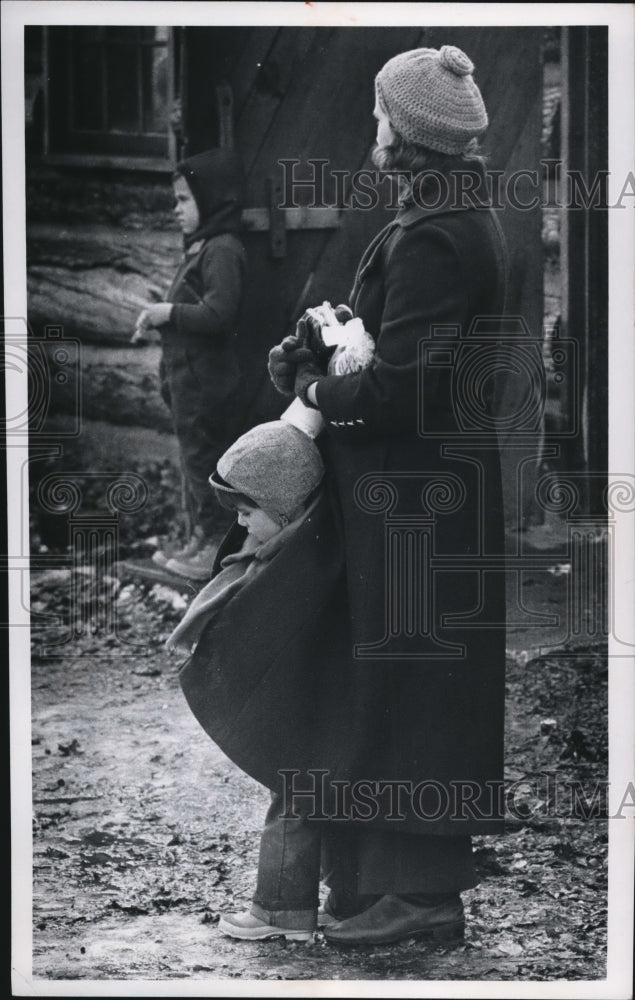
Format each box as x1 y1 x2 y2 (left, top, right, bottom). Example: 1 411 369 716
314 197 508 834
181 197 508 836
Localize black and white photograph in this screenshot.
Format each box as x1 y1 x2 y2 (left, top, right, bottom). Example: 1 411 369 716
4 2 634 995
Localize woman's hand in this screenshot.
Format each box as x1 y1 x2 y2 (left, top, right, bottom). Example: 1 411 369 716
268 337 308 395
297 310 338 360
293 350 325 406
268 337 326 398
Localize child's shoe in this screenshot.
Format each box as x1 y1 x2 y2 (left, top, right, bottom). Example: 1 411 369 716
218 904 315 942
165 541 218 580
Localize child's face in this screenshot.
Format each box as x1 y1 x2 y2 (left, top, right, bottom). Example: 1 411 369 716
235 503 282 544
173 176 200 236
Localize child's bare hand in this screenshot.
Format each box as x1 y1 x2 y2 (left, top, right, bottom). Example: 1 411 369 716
136 303 172 330
132 303 171 345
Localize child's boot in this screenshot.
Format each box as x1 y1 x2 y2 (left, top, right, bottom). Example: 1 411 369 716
218 903 316 942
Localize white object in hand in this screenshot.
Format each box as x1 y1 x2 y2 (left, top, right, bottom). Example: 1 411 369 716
280 301 375 438
326 317 375 375
306 301 340 329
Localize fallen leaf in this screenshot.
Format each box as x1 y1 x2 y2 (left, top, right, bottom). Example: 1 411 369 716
497 939 524 957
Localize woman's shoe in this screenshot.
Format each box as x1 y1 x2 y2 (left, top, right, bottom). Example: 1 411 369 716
218 908 315 942
323 893 464 946
317 891 379 927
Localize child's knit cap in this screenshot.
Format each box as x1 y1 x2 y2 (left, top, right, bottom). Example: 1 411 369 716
375 45 488 154
211 421 324 523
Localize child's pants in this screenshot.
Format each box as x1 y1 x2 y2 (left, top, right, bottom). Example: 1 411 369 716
251 791 477 925
160 345 238 538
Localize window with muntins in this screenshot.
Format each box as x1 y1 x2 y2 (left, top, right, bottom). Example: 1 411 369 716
44 26 176 168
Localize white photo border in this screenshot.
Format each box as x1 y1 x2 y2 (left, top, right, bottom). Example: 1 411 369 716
3 3 633 997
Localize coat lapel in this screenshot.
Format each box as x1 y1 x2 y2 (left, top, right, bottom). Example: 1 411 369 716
349 220 399 307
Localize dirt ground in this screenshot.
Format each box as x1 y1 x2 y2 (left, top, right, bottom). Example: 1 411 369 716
24 553 611 989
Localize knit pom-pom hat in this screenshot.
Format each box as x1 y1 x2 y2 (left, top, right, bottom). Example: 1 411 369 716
375 45 488 154
211 421 324 525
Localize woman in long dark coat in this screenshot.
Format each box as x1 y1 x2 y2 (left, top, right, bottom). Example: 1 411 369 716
265 43 508 945
181 43 508 946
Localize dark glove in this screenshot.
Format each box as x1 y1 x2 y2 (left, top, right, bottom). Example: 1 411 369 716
297 312 336 362
293 349 326 407
268 335 325 396
334 304 353 323
268 342 297 396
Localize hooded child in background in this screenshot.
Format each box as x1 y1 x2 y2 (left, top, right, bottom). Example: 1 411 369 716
132 149 247 580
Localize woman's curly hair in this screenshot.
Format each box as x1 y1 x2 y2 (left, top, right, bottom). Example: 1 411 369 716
372 92 488 205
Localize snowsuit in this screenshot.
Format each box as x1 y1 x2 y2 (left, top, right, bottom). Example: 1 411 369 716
159 149 247 537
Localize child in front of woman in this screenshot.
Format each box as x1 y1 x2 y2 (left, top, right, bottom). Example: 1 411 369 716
167 419 336 941
166 420 324 658
165 303 381 942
